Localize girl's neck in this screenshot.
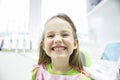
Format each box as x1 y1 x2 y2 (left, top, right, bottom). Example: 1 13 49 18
51 59 72 74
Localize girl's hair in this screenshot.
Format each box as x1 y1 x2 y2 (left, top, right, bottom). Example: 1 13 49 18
38 13 83 70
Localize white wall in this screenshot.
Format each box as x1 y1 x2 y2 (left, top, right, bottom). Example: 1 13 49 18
87 0 120 59
41 0 88 34
0 0 29 32
28 0 42 49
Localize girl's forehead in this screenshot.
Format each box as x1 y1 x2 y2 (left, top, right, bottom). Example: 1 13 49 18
45 18 68 26
44 18 72 31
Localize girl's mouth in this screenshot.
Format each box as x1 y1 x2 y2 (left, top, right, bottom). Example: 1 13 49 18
51 46 67 51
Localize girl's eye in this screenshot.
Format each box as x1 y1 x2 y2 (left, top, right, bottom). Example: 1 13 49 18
62 34 69 37
47 35 54 38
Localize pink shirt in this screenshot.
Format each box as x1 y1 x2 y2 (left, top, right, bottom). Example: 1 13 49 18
35 65 82 80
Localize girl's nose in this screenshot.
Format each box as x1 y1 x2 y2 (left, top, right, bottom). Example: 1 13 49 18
54 35 62 44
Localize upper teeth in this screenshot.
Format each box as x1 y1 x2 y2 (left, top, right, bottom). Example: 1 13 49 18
52 47 66 50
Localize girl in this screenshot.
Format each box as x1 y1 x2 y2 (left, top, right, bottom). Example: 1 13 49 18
32 13 91 80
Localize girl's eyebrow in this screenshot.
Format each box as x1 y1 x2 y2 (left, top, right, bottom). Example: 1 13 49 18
61 30 71 33
45 31 54 34
45 30 71 34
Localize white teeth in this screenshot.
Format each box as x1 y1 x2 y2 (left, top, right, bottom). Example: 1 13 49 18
52 47 66 51
54 47 64 51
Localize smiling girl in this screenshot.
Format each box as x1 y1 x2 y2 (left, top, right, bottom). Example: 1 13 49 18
32 13 91 80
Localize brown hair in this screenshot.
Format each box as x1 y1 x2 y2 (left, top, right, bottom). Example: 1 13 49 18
38 13 83 70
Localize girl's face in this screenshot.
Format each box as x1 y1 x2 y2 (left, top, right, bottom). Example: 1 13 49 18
43 18 78 60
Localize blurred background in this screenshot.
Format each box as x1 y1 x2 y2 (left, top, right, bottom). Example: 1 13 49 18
0 0 120 80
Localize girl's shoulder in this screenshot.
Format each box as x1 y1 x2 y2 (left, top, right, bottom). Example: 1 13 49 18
32 68 38 80
32 65 43 80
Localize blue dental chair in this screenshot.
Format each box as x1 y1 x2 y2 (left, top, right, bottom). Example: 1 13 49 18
101 42 120 62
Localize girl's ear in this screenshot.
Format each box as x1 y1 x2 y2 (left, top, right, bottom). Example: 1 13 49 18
74 39 78 49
